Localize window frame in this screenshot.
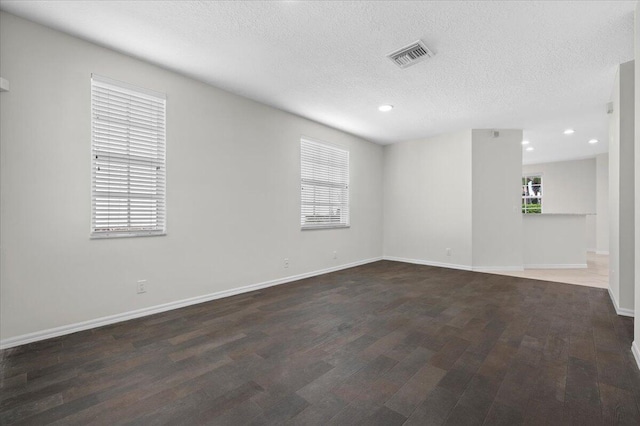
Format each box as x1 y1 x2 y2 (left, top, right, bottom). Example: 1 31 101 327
300 137 350 230
90 74 167 239
522 174 543 214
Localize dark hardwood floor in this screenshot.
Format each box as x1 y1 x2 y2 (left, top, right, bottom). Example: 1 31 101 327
1 260 640 425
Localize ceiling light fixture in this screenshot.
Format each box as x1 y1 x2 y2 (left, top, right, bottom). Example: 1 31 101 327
378 105 393 112
526 147 534 151
563 129 575 135
521 140 530 145
588 139 599 144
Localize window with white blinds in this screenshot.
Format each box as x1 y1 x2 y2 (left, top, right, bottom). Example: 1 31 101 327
91 75 166 238
300 138 350 229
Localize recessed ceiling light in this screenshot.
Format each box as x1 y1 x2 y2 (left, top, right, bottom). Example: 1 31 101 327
521 140 530 145
563 129 575 135
588 139 599 144
378 105 394 112
526 147 534 151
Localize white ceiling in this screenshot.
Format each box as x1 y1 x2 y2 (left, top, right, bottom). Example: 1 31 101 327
0 1 635 164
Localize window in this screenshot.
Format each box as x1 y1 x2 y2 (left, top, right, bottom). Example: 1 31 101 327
91 75 166 238
522 175 542 214
300 138 349 229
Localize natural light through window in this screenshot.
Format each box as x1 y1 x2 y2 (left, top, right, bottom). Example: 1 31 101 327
522 175 542 214
91 75 167 238
300 138 350 229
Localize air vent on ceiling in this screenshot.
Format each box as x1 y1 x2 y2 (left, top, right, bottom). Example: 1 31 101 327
387 40 434 69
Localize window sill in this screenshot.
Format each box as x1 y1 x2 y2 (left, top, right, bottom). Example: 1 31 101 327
90 232 166 239
301 225 350 231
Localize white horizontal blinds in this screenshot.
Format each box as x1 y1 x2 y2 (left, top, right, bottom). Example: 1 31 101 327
300 138 349 229
91 75 166 237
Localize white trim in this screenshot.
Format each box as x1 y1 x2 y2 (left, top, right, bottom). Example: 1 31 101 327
382 256 525 273
524 263 587 269
383 256 471 271
90 75 167 238
596 250 609 255
607 287 635 317
0 257 382 350
632 341 640 371
472 266 524 272
299 134 348 151
587 248 596 253
300 137 350 230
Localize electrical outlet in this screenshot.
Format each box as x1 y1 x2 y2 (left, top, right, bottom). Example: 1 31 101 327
284 258 289 268
446 248 452 256
136 280 147 294
333 251 337 259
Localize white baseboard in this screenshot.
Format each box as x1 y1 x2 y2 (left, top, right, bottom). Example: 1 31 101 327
382 256 524 273
472 266 524 272
0 257 382 350
632 341 640 371
596 250 609 255
524 263 587 269
607 287 635 317
383 256 471 271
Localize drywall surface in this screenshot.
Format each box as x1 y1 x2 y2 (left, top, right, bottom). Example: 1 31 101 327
522 158 597 214
609 60 635 314
619 62 635 315
383 131 473 268
635 1 640 349
522 215 587 267
522 158 598 252
471 129 523 269
596 154 609 254
586 215 597 252
0 12 384 341
610 70 621 310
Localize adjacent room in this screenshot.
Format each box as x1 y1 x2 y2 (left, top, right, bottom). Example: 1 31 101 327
2 1 640 424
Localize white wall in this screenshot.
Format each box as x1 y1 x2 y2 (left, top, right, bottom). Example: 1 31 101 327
596 154 609 254
383 131 473 268
522 158 597 214
0 12 384 343
609 60 635 315
383 129 523 271
611 70 621 313
522 158 598 251
522 215 586 268
634 1 640 361
471 129 523 269
585 217 597 253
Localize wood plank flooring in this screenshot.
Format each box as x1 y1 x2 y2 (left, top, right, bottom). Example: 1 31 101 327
1 260 639 425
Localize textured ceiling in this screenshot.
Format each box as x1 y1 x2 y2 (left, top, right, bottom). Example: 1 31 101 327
0 1 635 163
